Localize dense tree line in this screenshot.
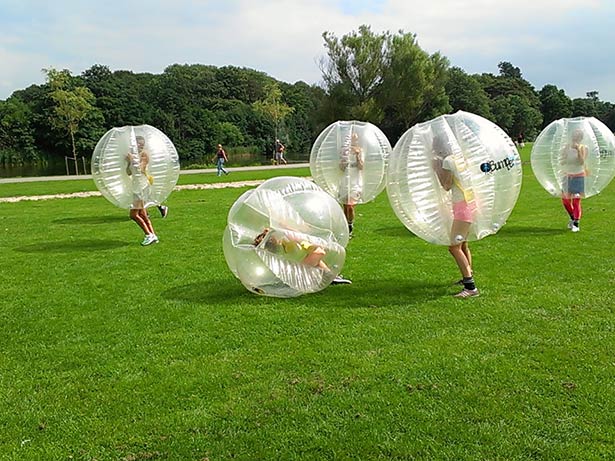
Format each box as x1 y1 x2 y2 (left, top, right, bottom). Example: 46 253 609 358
2 26 615 169
0 63 325 168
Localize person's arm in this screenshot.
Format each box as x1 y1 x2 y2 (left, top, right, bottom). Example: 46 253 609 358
125 153 133 175
339 150 349 170
355 148 364 170
433 158 453 191
139 151 149 174
575 144 588 163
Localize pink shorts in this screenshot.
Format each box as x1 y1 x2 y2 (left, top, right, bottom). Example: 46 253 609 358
453 200 475 223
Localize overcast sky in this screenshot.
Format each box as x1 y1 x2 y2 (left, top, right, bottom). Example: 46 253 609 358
1 0 614 102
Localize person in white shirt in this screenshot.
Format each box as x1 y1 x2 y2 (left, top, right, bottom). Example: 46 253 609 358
432 135 478 298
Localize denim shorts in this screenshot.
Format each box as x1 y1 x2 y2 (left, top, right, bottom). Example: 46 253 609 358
565 176 585 195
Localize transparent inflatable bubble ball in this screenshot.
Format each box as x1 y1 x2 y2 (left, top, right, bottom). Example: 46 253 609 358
223 176 349 297
387 111 522 246
91 125 180 209
310 120 391 205
530 117 615 198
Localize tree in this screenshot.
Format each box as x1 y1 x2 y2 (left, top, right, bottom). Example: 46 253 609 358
216 121 245 148
319 26 451 141
497 61 522 79
491 94 542 139
43 67 97 174
380 31 451 137
252 81 294 149
320 25 389 123
477 62 542 139
539 84 572 127
283 81 326 158
445 67 492 118
0 97 37 164
81 65 156 127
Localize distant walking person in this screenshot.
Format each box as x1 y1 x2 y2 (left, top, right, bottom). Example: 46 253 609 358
213 144 229 176
274 139 287 165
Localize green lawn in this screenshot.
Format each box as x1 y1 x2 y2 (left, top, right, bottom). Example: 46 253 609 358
1 149 614 460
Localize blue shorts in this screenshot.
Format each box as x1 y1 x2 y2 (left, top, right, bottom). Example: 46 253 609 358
565 176 585 195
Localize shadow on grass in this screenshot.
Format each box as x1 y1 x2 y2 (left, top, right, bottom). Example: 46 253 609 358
15 239 129 253
373 226 418 238
163 278 446 308
162 281 256 305
53 215 127 225
313 279 446 308
498 225 563 237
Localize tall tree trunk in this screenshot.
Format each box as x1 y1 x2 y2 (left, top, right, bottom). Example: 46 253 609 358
70 129 78 175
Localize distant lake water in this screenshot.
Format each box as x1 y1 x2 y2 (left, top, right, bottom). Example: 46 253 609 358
0 153 308 179
0 159 85 178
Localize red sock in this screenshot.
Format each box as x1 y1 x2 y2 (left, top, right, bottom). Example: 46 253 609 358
572 198 582 220
561 197 574 218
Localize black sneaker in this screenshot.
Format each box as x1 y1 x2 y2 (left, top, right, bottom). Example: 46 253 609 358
331 274 352 285
159 206 169 218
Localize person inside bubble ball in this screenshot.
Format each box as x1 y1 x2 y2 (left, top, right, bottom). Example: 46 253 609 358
560 128 588 233
338 131 364 237
126 135 158 246
253 228 351 285
432 134 479 298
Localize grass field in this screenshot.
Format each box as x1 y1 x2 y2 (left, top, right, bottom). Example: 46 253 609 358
1 147 614 460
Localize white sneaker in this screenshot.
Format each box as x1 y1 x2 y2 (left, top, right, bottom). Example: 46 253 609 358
454 288 479 298
567 219 574 229
331 274 352 285
571 224 580 233
141 234 159 246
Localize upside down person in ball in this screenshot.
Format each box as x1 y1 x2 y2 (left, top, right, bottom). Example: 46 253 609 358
432 135 479 298
126 135 158 246
560 128 588 233
253 228 351 285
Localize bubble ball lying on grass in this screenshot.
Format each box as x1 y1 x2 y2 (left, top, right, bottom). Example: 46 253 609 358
91 125 180 209
530 116 615 198
310 120 391 204
223 176 349 297
387 110 522 246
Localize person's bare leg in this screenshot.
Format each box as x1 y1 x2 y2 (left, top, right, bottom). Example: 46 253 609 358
303 247 328 270
139 209 155 235
449 220 474 285
461 241 472 275
344 204 355 234
130 209 150 234
449 244 472 278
